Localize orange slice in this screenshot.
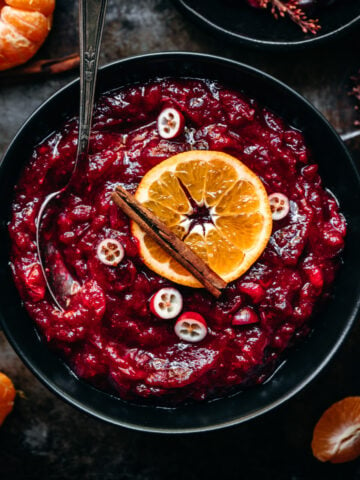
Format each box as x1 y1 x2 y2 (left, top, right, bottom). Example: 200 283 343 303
312 397 360 463
0 372 15 426
131 150 272 287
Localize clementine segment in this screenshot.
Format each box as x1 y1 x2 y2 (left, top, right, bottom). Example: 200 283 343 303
312 397 360 463
0 372 15 426
131 150 272 287
6 0 55 16
2 6 50 43
0 0 55 71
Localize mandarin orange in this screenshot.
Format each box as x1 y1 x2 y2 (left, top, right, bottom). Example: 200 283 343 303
312 397 360 463
0 372 15 426
0 0 55 71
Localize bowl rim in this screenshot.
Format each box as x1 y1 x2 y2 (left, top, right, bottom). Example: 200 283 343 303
1 51 360 433
172 0 360 50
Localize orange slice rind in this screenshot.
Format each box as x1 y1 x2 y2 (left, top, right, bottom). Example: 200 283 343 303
131 150 272 287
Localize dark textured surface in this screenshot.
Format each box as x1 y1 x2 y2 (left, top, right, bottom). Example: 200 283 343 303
1 1 360 478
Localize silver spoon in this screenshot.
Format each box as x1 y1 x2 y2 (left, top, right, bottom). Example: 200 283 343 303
36 0 108 311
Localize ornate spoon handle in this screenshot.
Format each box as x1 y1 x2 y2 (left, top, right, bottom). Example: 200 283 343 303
35 0 108 312
77 0 108 158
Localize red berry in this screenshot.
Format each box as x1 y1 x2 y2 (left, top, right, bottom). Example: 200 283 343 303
174 312 207 342
150 288 183 320
157 107 185 139
97 238 124 266
268 193 290 220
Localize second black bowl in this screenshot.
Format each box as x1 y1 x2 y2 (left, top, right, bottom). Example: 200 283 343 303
173 0 360 50
1 52 360 433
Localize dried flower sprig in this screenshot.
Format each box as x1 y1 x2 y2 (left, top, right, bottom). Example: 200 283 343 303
258 0 321 34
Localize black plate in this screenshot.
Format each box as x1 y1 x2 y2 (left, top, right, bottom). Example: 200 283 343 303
1 52 360 433
173 0 360 49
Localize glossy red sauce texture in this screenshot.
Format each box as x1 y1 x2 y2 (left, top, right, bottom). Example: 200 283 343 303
9 78 346 404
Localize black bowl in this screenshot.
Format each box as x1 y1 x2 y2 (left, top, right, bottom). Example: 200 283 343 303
1 52 360 433
173 0 360 50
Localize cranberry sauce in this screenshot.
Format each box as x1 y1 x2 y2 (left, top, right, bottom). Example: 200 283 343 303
9 78 346 404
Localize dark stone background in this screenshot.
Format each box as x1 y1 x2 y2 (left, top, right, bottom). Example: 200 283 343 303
1 1 360 478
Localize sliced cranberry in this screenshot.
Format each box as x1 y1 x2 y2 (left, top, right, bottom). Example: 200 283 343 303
232 307 259 326
174 312 207 343
157 107 185 139
97 238 124 266
150 288 183 320
268 192 290 220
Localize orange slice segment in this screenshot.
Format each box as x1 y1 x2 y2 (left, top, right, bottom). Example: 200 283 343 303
312 397 360 464
131 150 272 287
175 159 208 205
147 171 191 214
0 372 15 426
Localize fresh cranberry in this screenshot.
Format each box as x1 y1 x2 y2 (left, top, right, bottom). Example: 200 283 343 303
96 238 124 266
268 193 290 221
157 107 185 139
175 312 207 343
150 288 183 320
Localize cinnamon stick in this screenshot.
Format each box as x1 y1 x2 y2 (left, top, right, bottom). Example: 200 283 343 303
0 53 80 83
111 185 227 298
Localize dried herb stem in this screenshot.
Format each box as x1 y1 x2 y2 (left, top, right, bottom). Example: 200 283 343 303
259 0 321 34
